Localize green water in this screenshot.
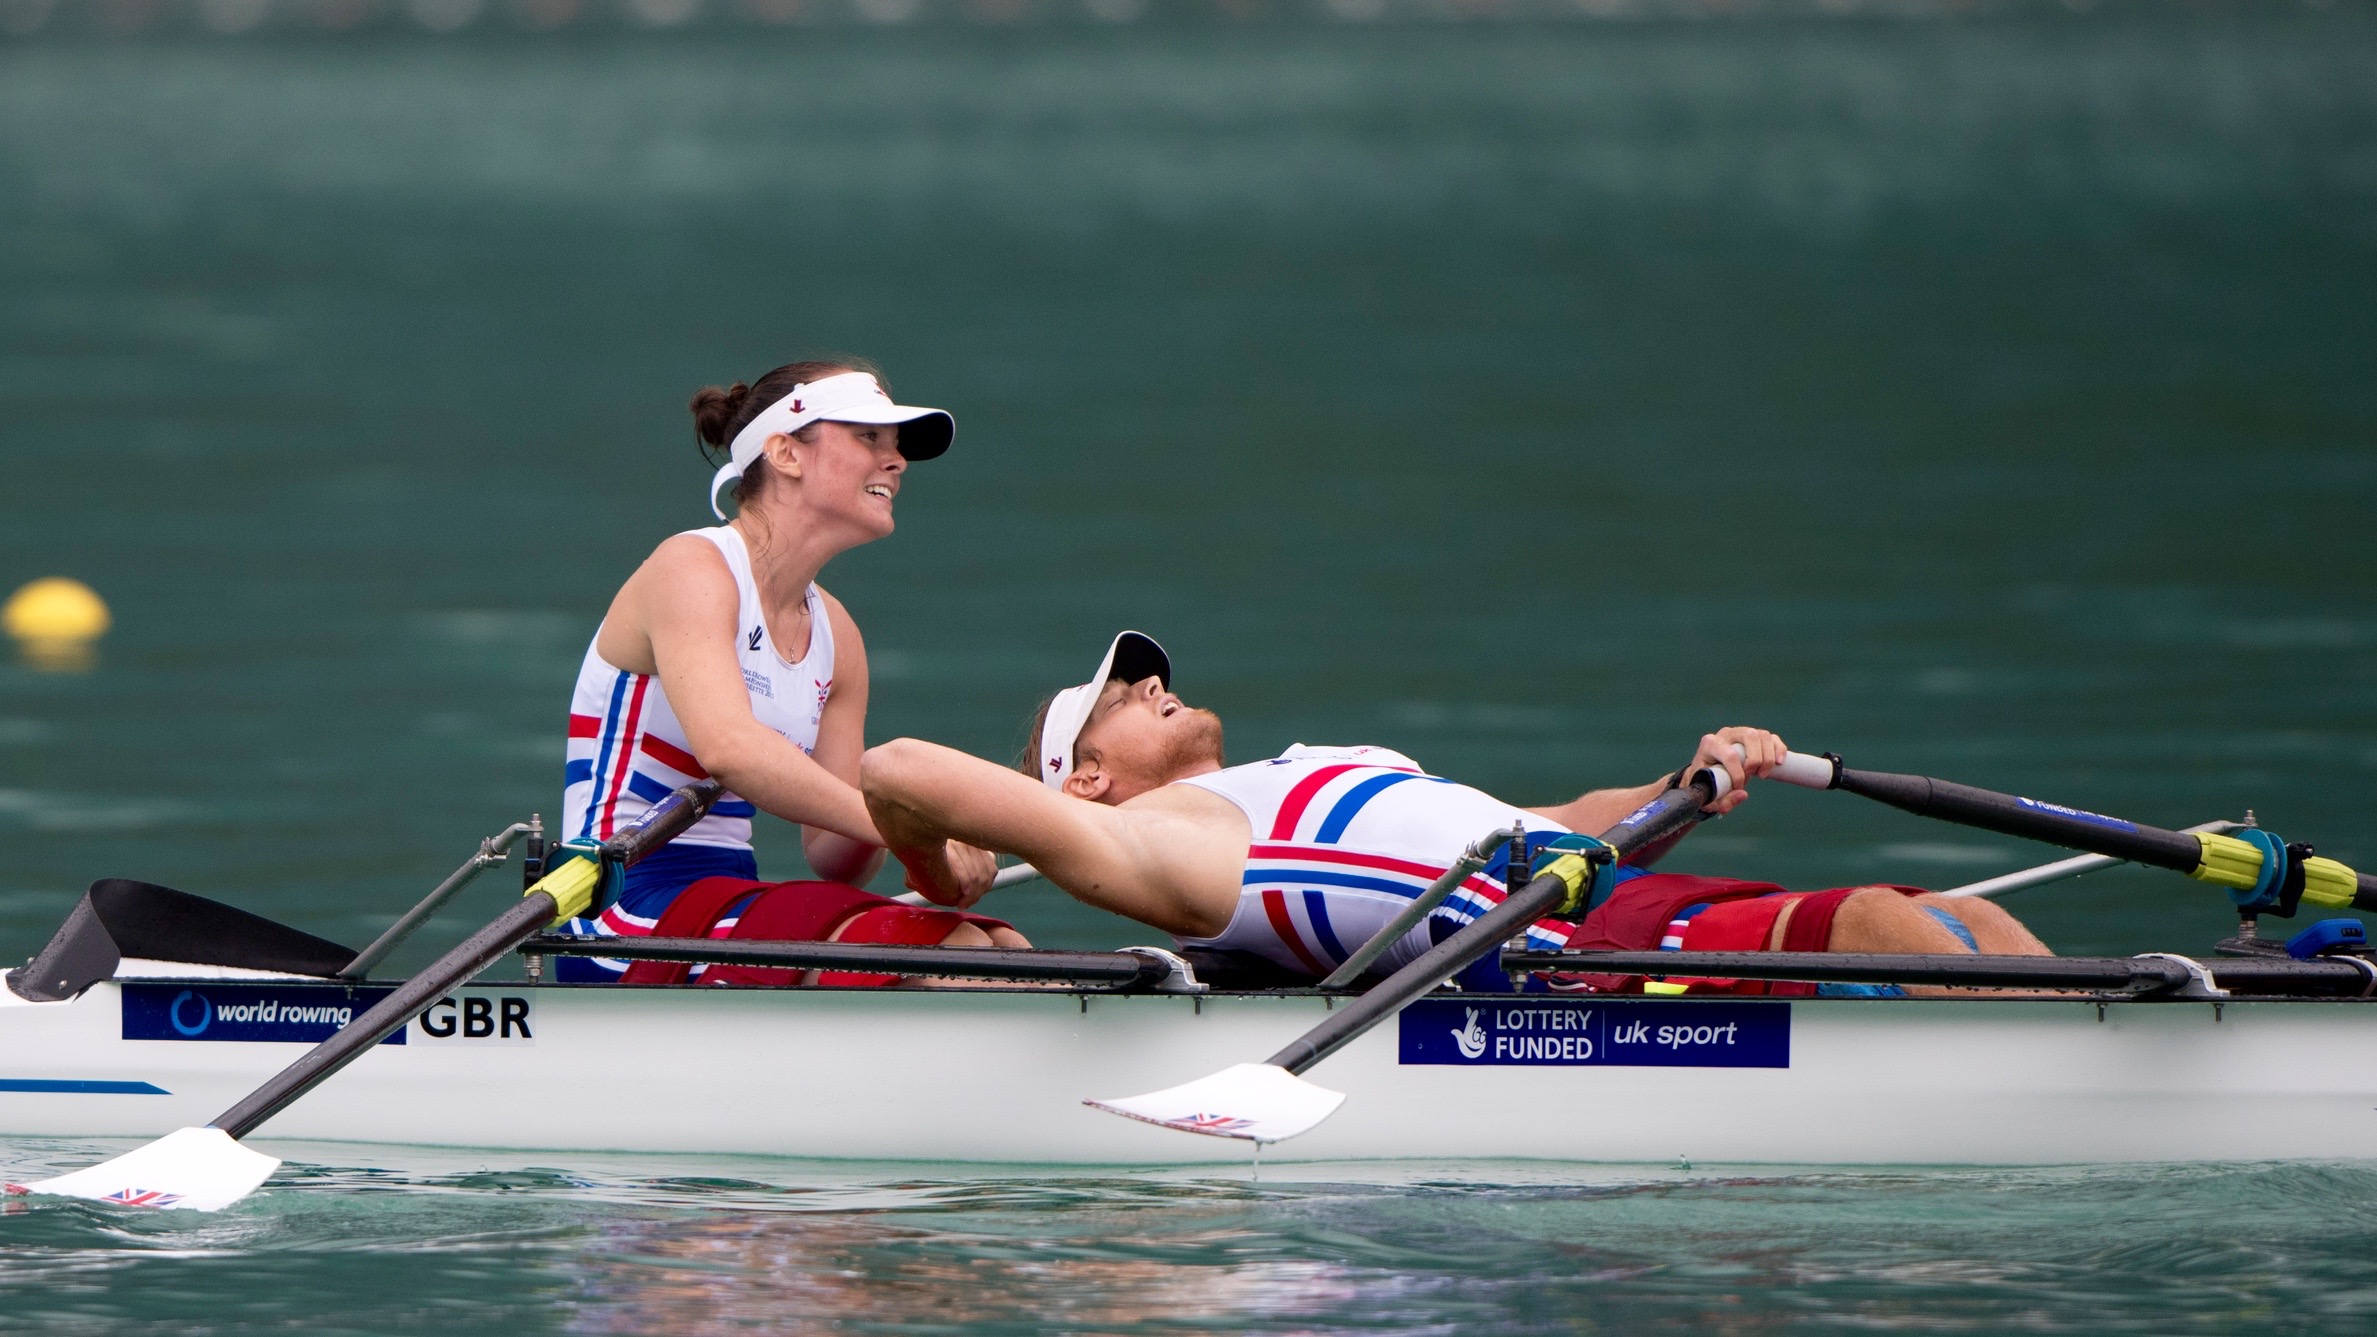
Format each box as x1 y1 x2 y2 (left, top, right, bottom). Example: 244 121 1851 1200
4 10 2376 1331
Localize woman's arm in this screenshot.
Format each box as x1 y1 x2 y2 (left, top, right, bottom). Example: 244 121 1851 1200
800 591 886 885
609 535 882 847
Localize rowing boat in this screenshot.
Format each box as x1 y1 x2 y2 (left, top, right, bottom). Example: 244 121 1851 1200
11 751 2377 1193
8 908 2377 1167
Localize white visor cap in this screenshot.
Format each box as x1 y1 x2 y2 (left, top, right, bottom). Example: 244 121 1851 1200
1037 631 1173 792
709 371 955 519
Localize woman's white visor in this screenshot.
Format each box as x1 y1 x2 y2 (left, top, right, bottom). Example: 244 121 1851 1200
709 371 955 519
1038 631 1172 792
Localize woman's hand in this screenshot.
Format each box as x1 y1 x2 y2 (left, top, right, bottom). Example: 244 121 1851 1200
898 839 997 909
1680 727 1789 815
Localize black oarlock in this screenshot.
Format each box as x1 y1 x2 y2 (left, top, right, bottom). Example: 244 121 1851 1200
2276 842 2313 918
520 818 547 890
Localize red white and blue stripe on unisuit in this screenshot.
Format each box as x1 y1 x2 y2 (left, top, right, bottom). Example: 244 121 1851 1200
1184 755 1576 978
564 665 759 850
563 887 751 979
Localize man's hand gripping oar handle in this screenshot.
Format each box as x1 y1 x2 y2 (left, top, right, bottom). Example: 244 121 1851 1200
1765 752 2377 915
212 778 722 1141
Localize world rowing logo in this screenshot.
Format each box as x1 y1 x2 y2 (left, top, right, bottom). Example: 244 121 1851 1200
748 625 764 652
102 1188 183 1208
1452 1007 1488 1060
1176 1114 1254 1133
169 990 213 1037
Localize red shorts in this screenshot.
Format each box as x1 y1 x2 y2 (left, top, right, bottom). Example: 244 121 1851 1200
1548 873 1925 995
616 878 1013 988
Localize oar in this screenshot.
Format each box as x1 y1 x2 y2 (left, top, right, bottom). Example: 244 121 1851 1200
1085 761 1733 1145
9 779 722 1213
889 861 1042 907
1935 819 2249 900
1768 753 2377 914
1496 948 2377 997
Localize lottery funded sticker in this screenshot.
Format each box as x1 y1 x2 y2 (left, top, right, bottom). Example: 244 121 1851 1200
1400 997 1787 1068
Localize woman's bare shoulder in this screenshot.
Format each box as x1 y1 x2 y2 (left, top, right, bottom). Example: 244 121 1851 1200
623 531 737 600
599 533 737 665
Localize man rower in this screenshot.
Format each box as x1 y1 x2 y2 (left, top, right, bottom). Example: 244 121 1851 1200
859 632 2051 993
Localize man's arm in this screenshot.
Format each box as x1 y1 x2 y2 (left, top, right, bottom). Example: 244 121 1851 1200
1525 727 1790 833
1523 779 1671 837
860 738 1244 937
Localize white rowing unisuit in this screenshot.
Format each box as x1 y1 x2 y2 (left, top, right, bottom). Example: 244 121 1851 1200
1173 744 1577 979
562 526 835 850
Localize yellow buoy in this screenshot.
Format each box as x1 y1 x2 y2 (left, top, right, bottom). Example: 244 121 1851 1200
5 577 111 671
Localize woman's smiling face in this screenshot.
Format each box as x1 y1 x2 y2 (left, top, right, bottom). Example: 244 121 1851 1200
762 418 907 541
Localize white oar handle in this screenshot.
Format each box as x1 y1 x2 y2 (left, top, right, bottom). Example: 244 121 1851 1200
1766 750 1840 790
891 861 1042 908
1711 745 1838 793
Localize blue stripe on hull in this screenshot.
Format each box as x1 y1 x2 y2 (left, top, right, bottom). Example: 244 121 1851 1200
0 1079 169 1095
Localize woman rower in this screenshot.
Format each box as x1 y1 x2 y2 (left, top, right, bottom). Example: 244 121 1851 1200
558 358 1025 983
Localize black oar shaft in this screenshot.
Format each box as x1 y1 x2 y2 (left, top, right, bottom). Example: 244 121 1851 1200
1829 764 2377 911
216 895 556 1140
1832 767 2204 871
1498 949 2377 997
209 779 721 1142
1264 777 1716 1076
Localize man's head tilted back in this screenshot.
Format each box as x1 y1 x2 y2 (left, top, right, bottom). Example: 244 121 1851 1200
1024 631 1225 805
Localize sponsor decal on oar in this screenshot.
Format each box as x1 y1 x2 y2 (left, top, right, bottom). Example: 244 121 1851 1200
1087 1063 1347 1145
7 1128 279 1213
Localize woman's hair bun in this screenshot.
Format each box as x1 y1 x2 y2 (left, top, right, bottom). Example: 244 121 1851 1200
689 382 753 451
688 359 882 474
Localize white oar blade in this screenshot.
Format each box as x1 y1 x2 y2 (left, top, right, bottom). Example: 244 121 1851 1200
7 1127 279 1212
1086 1062 1346 1144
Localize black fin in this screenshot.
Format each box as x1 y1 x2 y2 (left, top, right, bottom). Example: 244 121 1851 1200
6 880 357 1002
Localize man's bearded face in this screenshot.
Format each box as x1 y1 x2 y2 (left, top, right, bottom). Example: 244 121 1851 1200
1072 676 1224 801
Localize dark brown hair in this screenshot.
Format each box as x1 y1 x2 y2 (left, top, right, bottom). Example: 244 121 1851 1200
690 356 888 512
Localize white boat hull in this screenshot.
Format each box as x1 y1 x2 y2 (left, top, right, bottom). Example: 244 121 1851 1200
7 978 2376 1166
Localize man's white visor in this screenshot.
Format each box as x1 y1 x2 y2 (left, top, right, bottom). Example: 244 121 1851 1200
1038 631 1172 792
709 371 955 519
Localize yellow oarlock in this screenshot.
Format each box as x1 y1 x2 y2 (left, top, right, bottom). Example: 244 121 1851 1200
1532 851 1604 916
526 857 604 925
1642 980 1693 996
2301 857 2360 911
2190 831 2362 911
2189 831 2268 892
